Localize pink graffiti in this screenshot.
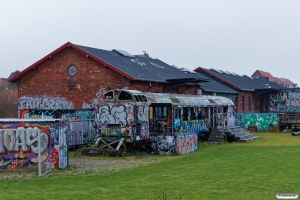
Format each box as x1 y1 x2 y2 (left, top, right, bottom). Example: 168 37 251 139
175 134 197 154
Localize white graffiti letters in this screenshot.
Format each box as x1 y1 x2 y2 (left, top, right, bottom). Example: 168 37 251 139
19 96 74 110
97 105 128 127
0 128 49 154
137 106 149 122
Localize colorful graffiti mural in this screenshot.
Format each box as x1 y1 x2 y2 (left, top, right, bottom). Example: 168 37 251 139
175 134 198 154
174 119 208 133
0 121 67 170
150 133 198 155
20 109 95 120
20 109 96 146
242 113 278 131
270 91 300 112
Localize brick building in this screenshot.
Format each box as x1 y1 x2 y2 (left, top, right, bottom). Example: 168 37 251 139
8 42 207 114
193 67 286 113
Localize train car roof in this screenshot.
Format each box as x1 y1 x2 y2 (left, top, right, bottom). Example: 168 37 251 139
102 89 234 106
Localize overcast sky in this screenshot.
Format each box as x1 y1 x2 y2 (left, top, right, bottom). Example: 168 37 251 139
1 0 300 85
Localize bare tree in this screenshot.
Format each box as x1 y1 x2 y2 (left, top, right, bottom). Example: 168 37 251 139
0 90 18 118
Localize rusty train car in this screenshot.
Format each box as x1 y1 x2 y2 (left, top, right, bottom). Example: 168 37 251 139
92 89 234 155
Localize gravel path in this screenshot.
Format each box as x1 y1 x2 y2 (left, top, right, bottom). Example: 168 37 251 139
0 156 162 180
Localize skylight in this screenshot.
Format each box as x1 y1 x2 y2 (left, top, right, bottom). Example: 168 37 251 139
112 49 135 58
211 68 222 73
179 67 196 73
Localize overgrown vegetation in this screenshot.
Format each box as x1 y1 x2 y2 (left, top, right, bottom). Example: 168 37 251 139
1 132 299 199
0 89 18 118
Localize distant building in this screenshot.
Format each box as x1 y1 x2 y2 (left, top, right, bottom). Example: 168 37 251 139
251 70 297 88
0 78 8 89
194 67 285 113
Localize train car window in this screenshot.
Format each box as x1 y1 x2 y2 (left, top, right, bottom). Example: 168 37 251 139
218 106 222 113
134 95 140 101
223 106 228 113
164 107 168 119
177 107 182 120
190 107 195 120
140 95 148 102
174 107 178 118
134 95 147 102
104 91 114 99
118 91 132 100
183 107 188 121
160 107 164 119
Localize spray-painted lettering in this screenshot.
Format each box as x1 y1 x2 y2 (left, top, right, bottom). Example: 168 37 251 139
0 127 49 154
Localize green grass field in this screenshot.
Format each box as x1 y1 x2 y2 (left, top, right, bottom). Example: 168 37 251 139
1 132 300 200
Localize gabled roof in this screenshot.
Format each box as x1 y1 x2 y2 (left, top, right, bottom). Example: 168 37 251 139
194 67 285 91
252 70 296 87
251 70 277 82
76 44 197 82
282 78 294 85
187 71 239 94
9 42 199 83
274 77 285 85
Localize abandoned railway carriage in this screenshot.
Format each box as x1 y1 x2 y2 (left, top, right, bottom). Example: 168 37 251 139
94 89 235 155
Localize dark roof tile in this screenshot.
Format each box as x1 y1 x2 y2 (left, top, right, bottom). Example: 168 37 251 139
76 44 192 83
189 71 239 94
199 68 285 90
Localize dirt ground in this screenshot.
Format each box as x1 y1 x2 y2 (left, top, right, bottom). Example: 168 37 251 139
0 156 161 179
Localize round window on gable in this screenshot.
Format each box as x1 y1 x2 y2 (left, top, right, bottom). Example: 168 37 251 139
68 65 77 76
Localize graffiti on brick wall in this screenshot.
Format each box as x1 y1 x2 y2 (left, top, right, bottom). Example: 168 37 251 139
20 109 95 120
242 113 278 131
175 134 198 154
150 135 175 155
270 91 300 112
57 110 95 120
18 96 74 116
82 88 108 109
0 123 67 170
20 110 56 119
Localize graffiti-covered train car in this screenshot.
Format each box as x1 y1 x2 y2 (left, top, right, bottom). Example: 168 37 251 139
94 89 234 155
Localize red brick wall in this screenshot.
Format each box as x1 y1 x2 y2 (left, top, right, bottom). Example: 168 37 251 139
251 71 261 79
18 48 131 108
176 86 201 95
129 81 164 93
236 91 254 113
129 82 200 94
255 93 269 113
